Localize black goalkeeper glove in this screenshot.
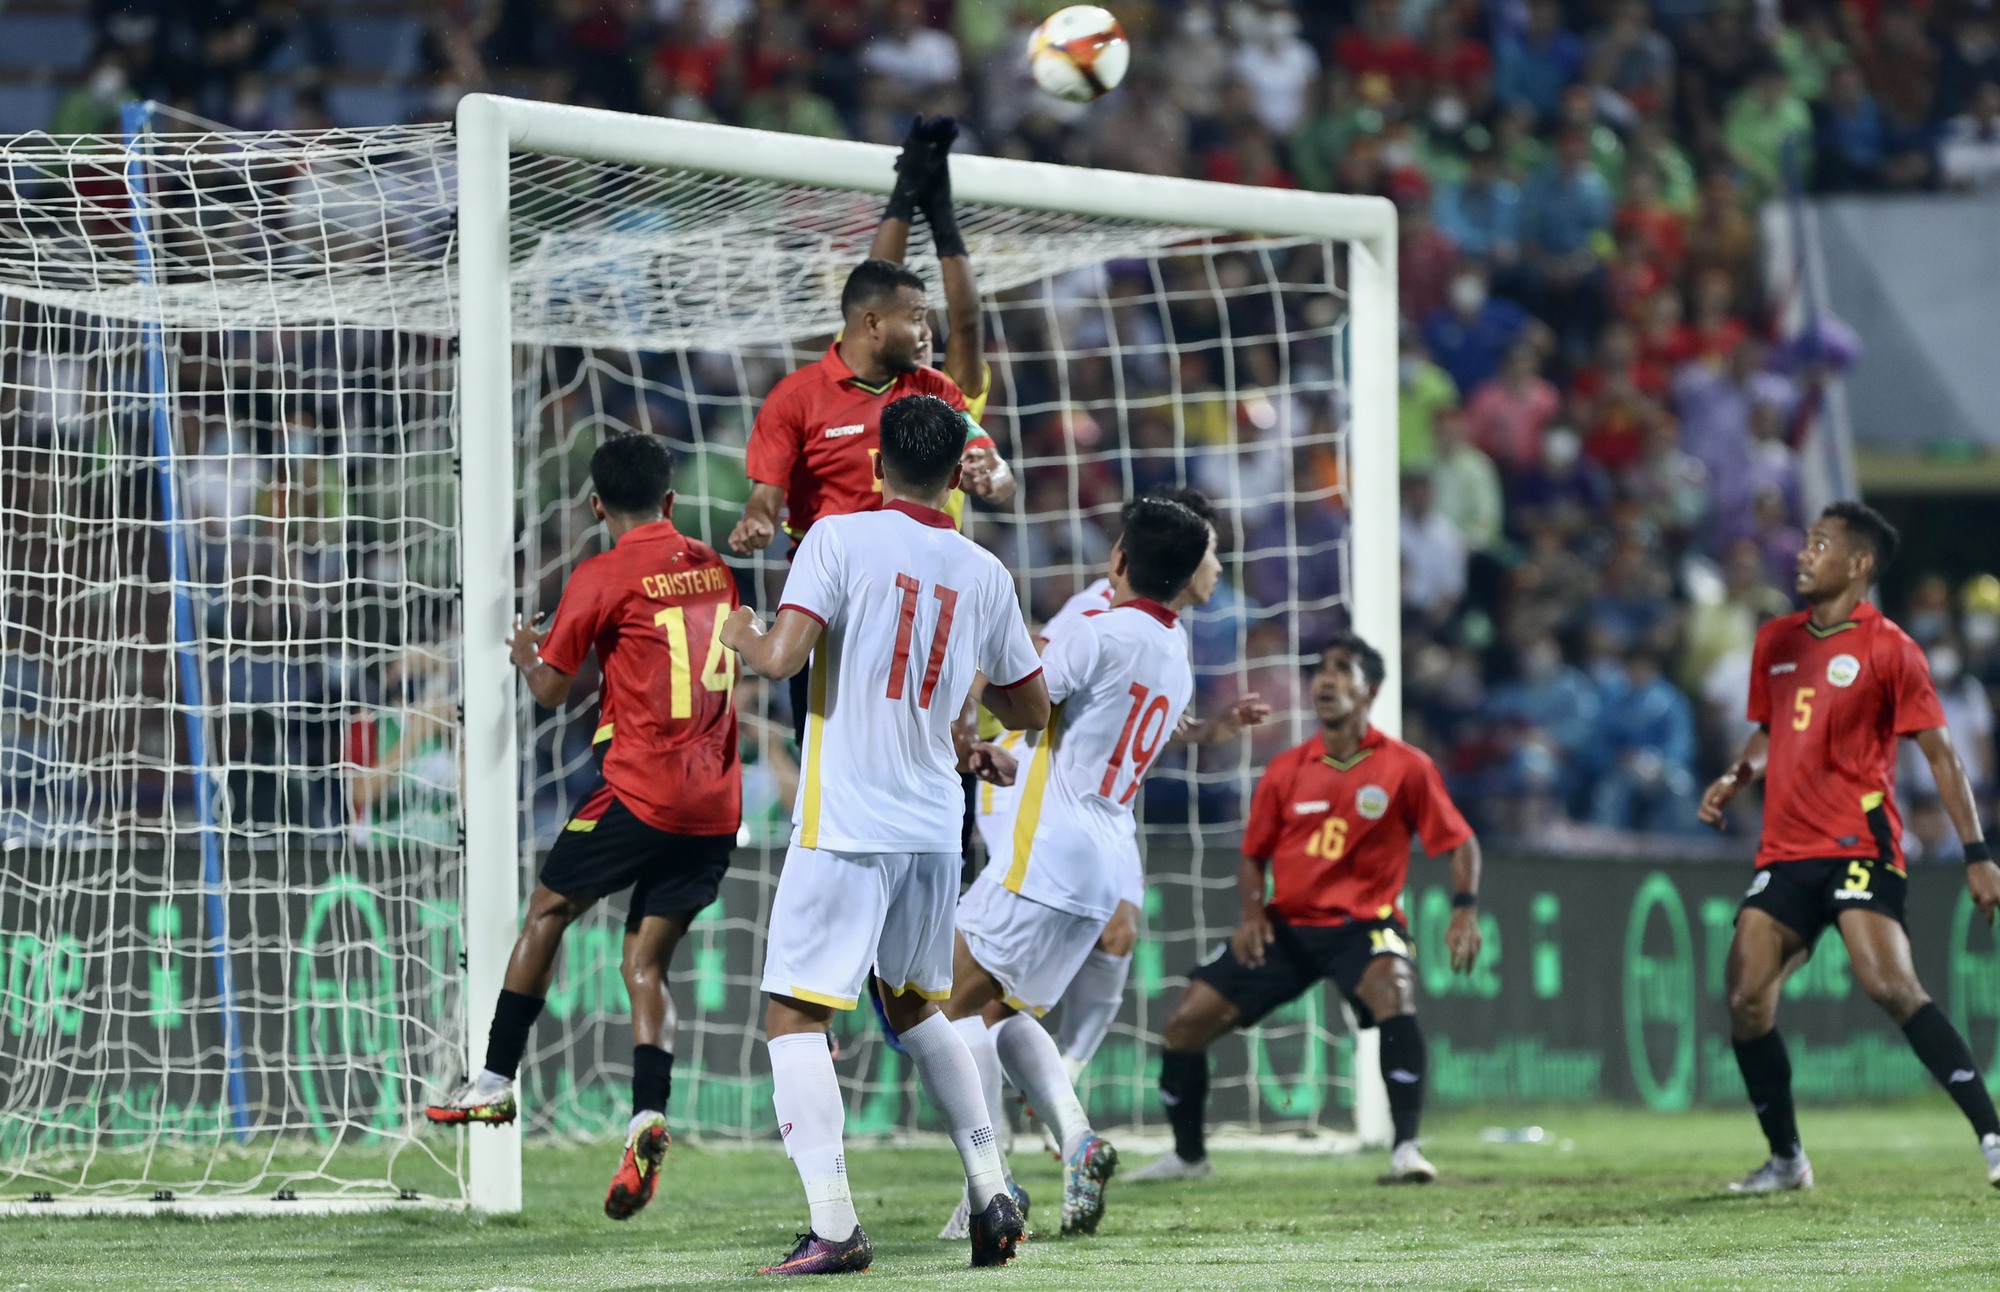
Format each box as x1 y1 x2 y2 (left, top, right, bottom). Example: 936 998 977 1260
915 115 966 258
884 115 947 224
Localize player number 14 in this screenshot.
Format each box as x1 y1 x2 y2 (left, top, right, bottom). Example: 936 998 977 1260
653 605 737 718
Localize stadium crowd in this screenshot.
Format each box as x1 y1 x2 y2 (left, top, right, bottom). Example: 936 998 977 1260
22 0 2000 851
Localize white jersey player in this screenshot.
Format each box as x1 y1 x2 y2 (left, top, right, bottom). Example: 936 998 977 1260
942 496 1214 1239
722 394 1049 1275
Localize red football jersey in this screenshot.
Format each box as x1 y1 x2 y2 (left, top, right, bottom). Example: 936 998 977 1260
1746 601 1944 869
1242 728 1473 927
745 343 990 537
539 520 742 836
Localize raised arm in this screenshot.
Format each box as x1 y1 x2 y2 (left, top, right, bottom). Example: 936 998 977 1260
1915 725 2000 922
729 482 787 556
719 606 823 681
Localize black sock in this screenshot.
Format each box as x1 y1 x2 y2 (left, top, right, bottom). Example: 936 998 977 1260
1377 1015 1427 1146
1159 1049 1209 1163
632 1044 675 1118
1902 1002 2000 1138
1733 1029 1802 1158
482 989 545 1081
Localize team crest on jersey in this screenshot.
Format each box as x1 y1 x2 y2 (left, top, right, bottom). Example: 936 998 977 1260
1746 870 1771 897
1355 785 1390 820
1826 654 1861 688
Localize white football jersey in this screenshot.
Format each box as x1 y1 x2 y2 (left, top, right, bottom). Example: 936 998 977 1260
1038 577 1113 645
781 501 1042 854
991 599 1194 920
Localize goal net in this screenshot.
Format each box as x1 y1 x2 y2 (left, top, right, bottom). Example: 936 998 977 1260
0 98 1396 1213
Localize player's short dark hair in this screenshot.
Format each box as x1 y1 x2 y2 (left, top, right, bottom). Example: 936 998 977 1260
879 394 963 492
1821 499 1900 572
1119 497 1211 603
1320 632 1386 692
1124 485 1217 529
842 258 926 318
590 433 673 516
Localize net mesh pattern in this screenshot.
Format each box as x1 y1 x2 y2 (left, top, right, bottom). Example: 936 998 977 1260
0 120 1356 1204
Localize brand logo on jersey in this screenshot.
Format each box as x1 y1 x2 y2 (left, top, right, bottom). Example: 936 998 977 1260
1769 662 1797 675
822 423 866 439
1746 871 1771 897
1294 799 1331 814
1827 654 1861 687
1834 885 1872 900
1355 785 1390 820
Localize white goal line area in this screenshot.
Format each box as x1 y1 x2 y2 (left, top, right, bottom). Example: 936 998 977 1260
0 95 1400 1214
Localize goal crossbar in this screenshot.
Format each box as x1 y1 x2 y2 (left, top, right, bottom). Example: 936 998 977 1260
453 94 1401 1213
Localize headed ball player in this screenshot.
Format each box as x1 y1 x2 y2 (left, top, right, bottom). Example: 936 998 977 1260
425 434 741 1222
979 488 1271 1094
1700 501 2000 1194
942 496 1212 1239
721 394 1050 1274
1129 634 1484 1186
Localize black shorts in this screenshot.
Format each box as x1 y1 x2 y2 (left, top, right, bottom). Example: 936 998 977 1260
540 787 734 933
1738 856 1908 951
1189 913 1413 1030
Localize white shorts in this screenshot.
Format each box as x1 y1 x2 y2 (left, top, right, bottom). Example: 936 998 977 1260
956 870 1103 1016
760 844 959 1009
1118 840 1145 910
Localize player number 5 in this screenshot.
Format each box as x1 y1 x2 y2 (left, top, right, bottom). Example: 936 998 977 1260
654 605 737 718
1792 687 1815 732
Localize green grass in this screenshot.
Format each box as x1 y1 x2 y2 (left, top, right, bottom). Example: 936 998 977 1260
9 1105 2000 1290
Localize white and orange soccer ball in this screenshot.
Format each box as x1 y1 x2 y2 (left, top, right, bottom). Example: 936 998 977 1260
1028 5 1131 103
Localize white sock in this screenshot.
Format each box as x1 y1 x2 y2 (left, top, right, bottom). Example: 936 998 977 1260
768 1032 857 1241
900 1011 1009 1206
995 1012 1092 1161
474 1068 511 1093
1055 950 1131 1069
628 1110 663 1136
951 1014 1011 1172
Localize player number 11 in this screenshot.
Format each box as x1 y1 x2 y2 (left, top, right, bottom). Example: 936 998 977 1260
887 573 959 709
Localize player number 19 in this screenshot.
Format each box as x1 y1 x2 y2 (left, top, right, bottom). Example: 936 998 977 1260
1100 683 1172 804
653 605 737 718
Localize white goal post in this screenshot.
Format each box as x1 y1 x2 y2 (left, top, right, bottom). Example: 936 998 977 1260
453 95 1401 1214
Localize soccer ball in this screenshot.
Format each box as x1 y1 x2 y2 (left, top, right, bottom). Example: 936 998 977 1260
1028 6 1130 103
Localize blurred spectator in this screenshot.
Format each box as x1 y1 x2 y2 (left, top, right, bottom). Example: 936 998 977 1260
1163 3 1233 123
1940 81 2000 189
1938 15 2000 122
1811 62 1888 191
1398 331 1460 472
1466 340 1560 475
1422 264 1532 394
1398 189 1461 323
1433 143 1523 264
1488 633 1600 804
1900 636 1996 860
744 65 847 138
1588 649 1699 833
1672 336 1793 542
1234 6 1320 135
1429 407 1503 556
1681 170 1760 322
1400 473 1466 625
1586 0 1674 125
1510 424 1609 539
1495 0 1582 124
860 0 960 102
1087 68 1190 176
1775 6 1849 105
1517 130 1612 359
1678 0 1761 150
1722 62 1813 205
1855 7 1939 179
1335 0 1428 98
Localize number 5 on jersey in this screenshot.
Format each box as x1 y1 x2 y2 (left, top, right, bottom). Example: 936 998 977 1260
654 604 736 717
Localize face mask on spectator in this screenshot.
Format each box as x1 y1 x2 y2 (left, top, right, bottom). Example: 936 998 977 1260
1524 642 1561 684
1928 646 1963 685
1966 612 2000 654
1544 428 1581 470
1268 11 1300 41
1400 356 1420 386
1431 96 1468 132
1180 5 1214 37
1449 274 1486 314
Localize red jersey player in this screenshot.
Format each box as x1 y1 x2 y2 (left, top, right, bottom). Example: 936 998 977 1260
425 434 742 1221
1129 634 1484 1186
1700 500 2000 1194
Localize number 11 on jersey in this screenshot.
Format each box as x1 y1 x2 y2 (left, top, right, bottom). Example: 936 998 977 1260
887 573 959 709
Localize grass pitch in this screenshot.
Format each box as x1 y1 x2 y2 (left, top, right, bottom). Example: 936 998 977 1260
8 1105 2000 1290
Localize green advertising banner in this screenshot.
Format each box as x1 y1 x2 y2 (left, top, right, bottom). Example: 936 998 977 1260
4 843 1997 1161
